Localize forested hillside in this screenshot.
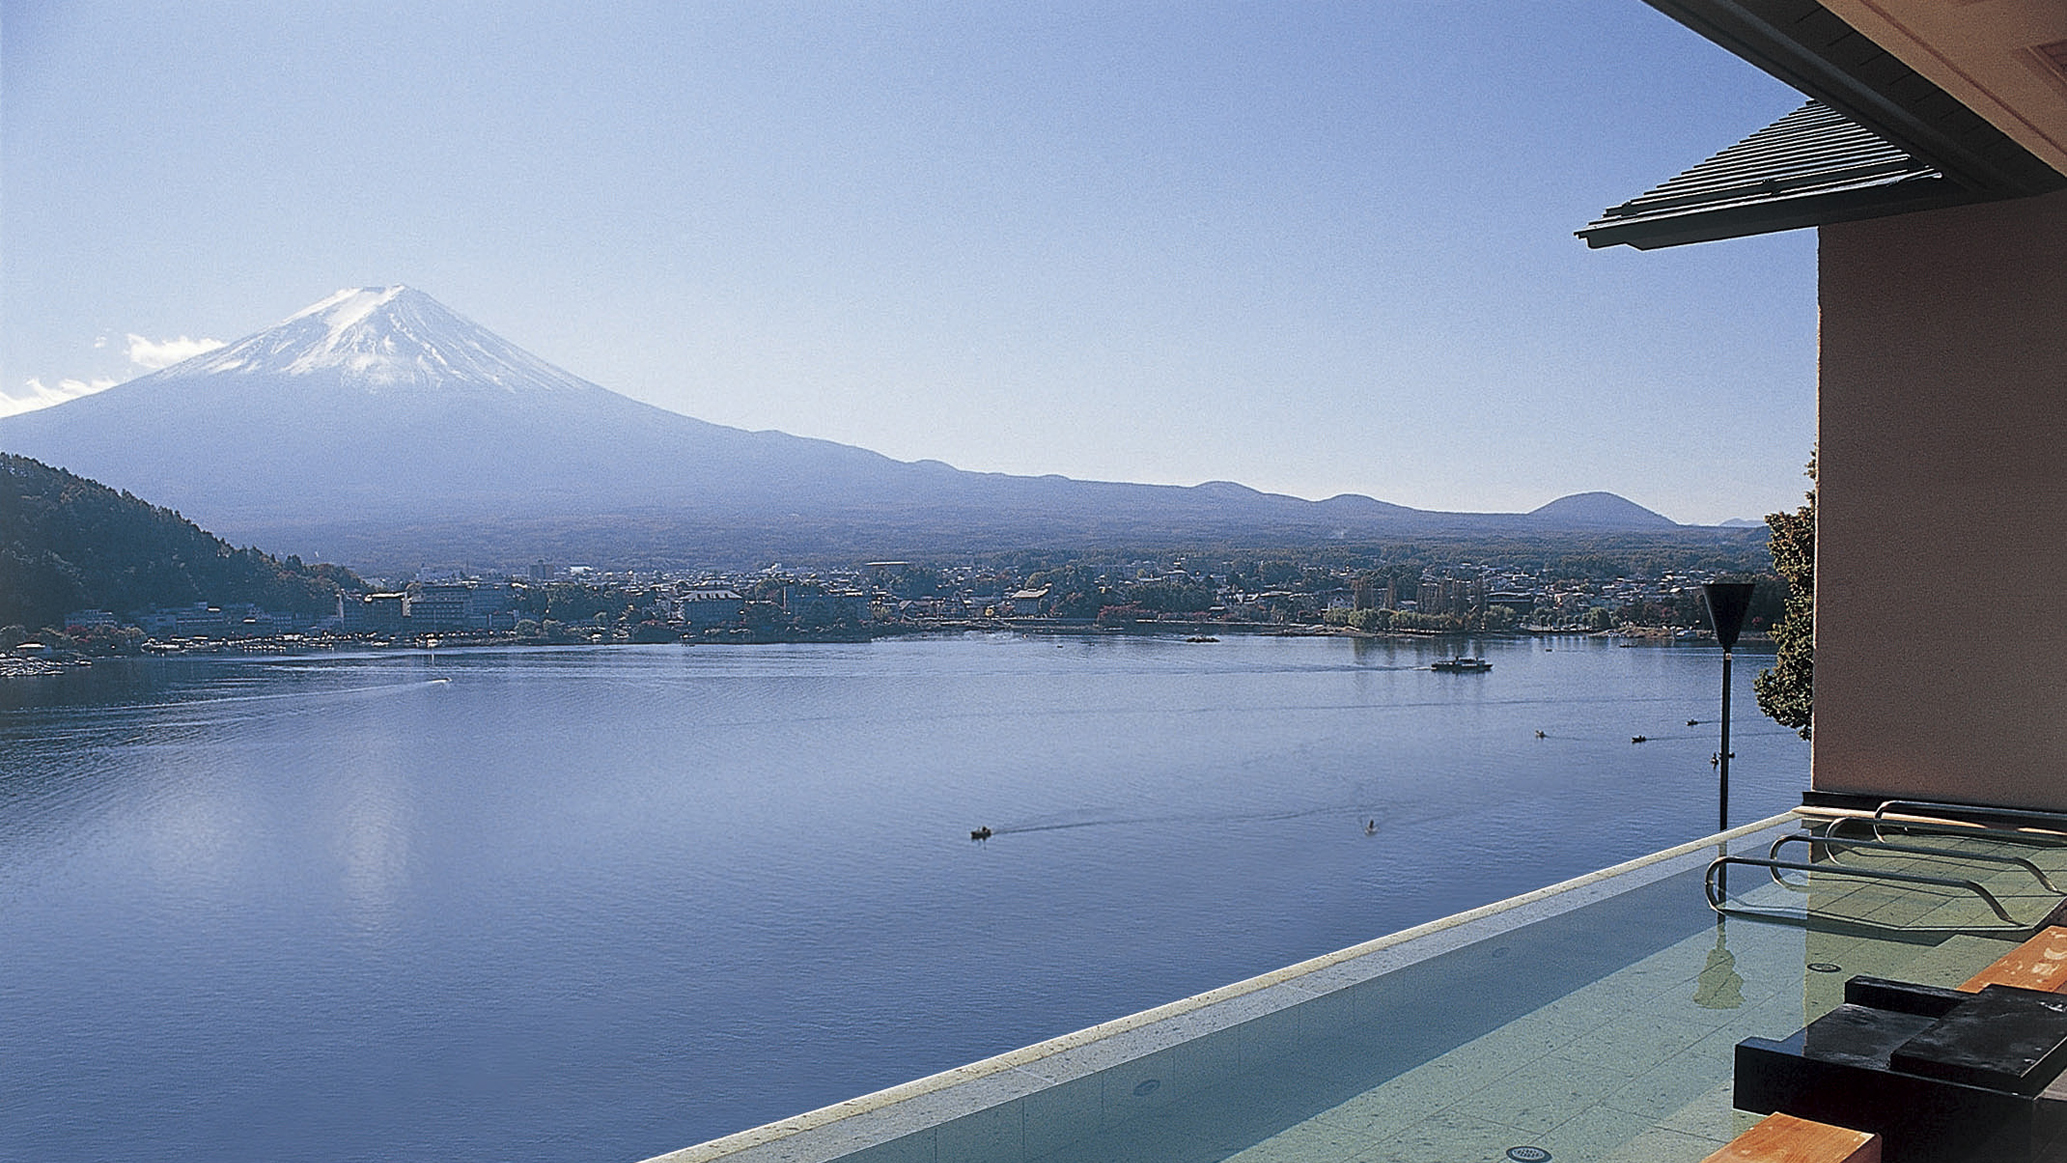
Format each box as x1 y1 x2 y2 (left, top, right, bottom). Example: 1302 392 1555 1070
0 453 362 633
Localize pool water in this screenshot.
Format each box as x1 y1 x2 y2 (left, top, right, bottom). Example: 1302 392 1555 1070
673 815 2065 1163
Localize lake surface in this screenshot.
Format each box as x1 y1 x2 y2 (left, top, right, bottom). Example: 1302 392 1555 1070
0 633 1807 1163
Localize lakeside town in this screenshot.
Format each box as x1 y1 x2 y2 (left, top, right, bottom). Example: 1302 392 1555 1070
6 555 1781 668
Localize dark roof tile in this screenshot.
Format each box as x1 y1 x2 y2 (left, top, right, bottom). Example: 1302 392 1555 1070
1578 99 1978 249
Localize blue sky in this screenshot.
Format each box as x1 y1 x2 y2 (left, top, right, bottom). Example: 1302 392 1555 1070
2 2 1816 524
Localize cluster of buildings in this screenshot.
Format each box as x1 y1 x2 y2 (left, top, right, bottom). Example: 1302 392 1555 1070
55 557 1737 648
337 582 519 633
65 603 317 639
1209 564 1717 626
63 584 529 642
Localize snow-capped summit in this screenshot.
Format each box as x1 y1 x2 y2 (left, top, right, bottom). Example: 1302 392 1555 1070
175 285 597 396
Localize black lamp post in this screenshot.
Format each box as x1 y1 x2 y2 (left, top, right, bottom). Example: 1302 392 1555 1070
1701 581 1756 833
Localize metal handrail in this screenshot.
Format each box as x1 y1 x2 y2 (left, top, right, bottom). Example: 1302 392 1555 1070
1828 814 2067 850
1769 832 2065 894
1873 799 2067 837
1705 855 2026 930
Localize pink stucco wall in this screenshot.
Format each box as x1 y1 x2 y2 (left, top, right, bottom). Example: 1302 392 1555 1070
1815 188 2067 810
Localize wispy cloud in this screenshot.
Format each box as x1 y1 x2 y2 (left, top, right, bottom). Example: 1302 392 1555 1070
126 333 224 370
0 376 118 418
1 330 230 418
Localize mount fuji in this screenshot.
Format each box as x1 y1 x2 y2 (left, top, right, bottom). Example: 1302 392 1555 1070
1 287 1685 569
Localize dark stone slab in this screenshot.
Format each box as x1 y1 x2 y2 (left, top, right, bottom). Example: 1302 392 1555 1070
1737 1035 2037 1162
1846 976 1969 1018
1735 976 2067 1162
1802 1003 1938 1071
1892 985 2067 1096
1736 1036 2025 1163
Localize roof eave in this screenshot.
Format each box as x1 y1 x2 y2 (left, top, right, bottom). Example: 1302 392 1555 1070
1579 174 1990 249
1583 0 2067 250
1638 0 2065 197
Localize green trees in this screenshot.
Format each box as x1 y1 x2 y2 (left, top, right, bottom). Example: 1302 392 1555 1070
1028 564 1107 618
1323 607 1391 631
0 453 362 630
628 621 680 643
1125 580 1217 614
1755 455 1815 739
886 566 947 599
1389 610 1463 632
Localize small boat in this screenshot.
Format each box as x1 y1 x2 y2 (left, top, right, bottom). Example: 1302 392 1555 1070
1431 657 1492 673
970 827 993 841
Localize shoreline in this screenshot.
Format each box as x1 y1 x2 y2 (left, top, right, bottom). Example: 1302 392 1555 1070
24 621 1774 664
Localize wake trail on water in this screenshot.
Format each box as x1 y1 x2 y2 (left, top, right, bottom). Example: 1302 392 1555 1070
162 677 452 709
987 802 1369 837
7 679 455 742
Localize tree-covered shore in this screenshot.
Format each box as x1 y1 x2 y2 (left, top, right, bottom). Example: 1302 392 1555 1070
0 453 363 644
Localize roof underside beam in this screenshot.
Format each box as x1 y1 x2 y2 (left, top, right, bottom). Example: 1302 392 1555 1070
1640 0 2062 194
1582 0 2065 249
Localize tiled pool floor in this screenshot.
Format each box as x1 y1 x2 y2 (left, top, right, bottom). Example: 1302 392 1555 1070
1202 921 2016 1163
1035 828 2067 1163
662 819 2067 1163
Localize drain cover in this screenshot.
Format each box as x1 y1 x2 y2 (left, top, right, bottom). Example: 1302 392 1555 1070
1807 962 1843 974
1131 1078 1160 1097
1506 1148 1551 1162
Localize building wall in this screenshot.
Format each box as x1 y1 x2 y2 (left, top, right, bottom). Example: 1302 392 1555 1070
1815 188 2067 810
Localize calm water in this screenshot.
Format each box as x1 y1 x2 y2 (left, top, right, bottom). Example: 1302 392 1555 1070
0 633 1807 1163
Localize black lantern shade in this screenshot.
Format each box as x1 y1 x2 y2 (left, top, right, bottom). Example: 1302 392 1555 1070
1702 581 1756 651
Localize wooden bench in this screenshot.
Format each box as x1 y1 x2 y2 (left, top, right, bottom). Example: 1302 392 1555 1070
1701 1112 1880 1163
1960 925 2067 993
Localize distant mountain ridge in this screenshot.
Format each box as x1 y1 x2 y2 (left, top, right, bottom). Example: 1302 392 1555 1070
1526 492 1679 529
0 286 1707 570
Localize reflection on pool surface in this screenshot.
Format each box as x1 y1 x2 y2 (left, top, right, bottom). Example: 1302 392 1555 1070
659 813 2065 1163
